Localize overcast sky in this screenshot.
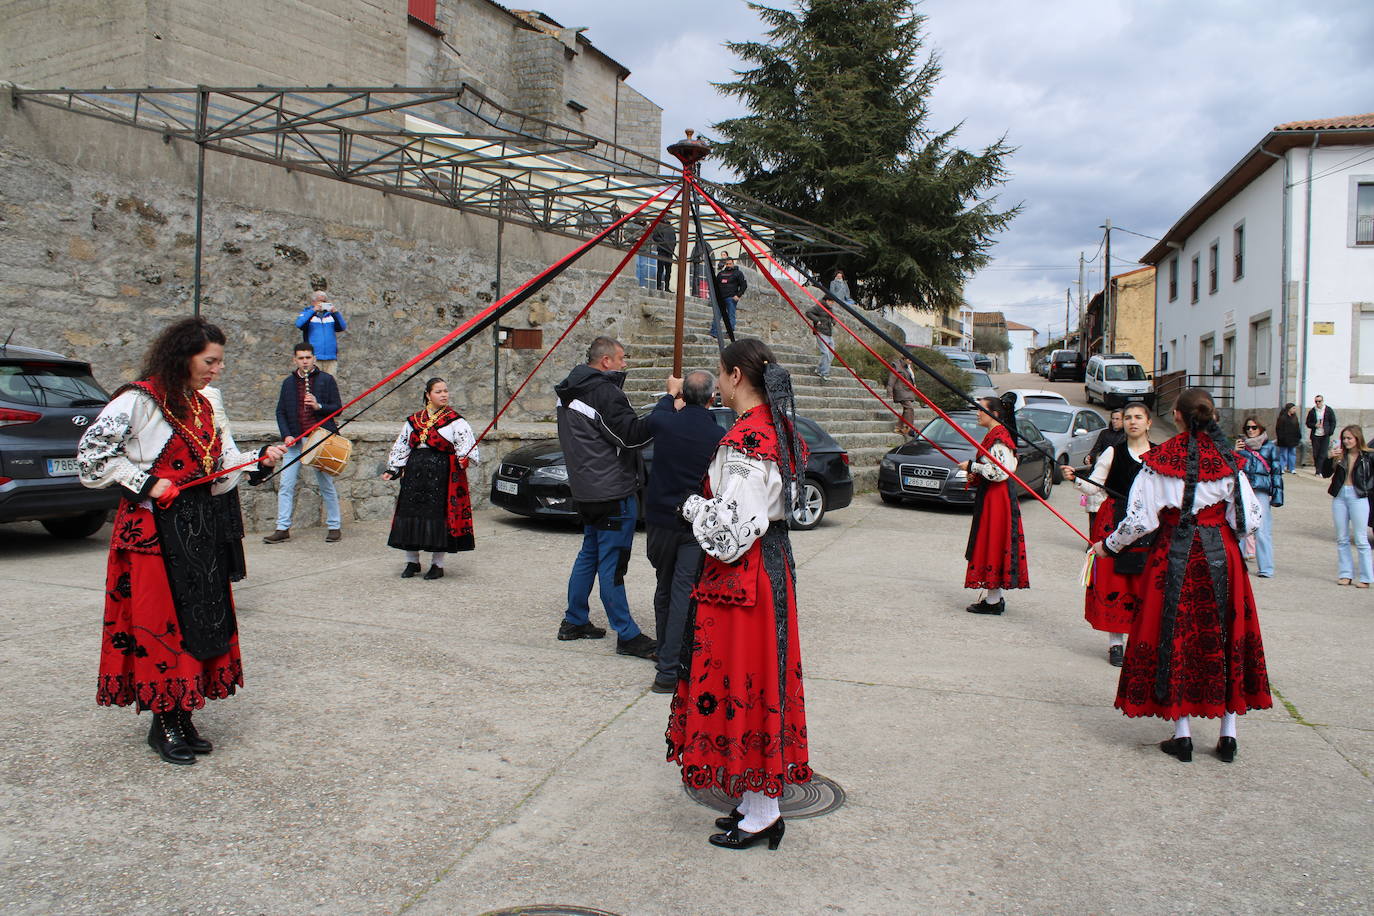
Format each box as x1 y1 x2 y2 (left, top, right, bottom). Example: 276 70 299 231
530 0 1374 337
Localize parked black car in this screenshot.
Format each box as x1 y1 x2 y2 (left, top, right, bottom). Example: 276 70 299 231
972 352 992 371
1047 349 1084 382
491 406 854 530
877 411 1055 507
0 344 120 538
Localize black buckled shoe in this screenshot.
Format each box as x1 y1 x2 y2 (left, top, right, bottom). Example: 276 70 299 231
1108 645 1125 667
177 709 213 754
714 807 744 830
1215 736 1237 763
965 598 1006 615
147 712 197 765
1159 736 1193 762
558 620 607 640
423 565 444 580
400 562 422 579
709 817 785 850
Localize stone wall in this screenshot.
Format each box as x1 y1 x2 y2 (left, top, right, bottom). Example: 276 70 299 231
1 0 406 89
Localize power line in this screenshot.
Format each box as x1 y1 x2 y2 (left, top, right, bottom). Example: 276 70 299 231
1288 150 1374 187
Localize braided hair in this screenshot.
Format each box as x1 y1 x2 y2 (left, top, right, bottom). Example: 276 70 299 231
721 338 806 526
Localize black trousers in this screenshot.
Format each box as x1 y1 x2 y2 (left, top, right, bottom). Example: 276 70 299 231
655 247 673 290
645 524 702 683
1312 434 1332 475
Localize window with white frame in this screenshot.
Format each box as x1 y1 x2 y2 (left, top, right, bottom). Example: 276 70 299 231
1168 256 1179 301
1356 182 1374 246
1233 222 1245 279
1248 312 1271 385
1208 242 1219 294
1199 334 1214 374
1354 302 1374 382
1190 255 1200 303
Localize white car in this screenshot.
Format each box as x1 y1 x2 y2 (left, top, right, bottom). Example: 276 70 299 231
1002 388 1070 409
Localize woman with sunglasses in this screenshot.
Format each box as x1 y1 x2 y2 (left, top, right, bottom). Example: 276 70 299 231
1236 416 1284 578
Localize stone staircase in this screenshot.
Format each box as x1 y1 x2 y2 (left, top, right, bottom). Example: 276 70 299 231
620 291 912 491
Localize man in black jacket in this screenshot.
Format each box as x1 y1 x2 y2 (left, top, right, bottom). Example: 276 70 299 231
644 370 724 692
1307 394 1337 476
711 256 748 339
652 222 676 291
555 336 658 658
264 343 343 543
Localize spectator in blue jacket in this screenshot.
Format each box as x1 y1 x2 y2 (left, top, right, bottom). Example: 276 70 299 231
1237 415 1284 578
644 369 725 693
296 290 346 374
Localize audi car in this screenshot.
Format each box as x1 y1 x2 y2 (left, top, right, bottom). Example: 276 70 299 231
0 344 120 537
491 406 853 530
877 411 1055 507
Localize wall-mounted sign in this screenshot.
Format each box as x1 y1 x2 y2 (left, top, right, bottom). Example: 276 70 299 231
1312 321 1336 335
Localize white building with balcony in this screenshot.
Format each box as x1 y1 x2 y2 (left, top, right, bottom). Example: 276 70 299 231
1142 113 1374 429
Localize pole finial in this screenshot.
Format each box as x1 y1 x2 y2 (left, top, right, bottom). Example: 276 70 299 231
667 130 710 166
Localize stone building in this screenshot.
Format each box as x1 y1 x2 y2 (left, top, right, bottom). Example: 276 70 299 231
1084 266 1156 374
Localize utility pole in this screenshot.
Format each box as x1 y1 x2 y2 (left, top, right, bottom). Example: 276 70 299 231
1102 219 1112 355
1077 251 1086 359
1064 288 1070 350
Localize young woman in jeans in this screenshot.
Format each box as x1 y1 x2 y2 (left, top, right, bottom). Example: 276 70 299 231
1323 425 1374 587
1236 416 1284 578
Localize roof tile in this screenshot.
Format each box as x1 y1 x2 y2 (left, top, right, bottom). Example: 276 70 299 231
1274 113 1374 131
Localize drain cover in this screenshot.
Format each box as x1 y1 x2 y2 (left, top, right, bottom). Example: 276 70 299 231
684 772 845 819
479 908 621 916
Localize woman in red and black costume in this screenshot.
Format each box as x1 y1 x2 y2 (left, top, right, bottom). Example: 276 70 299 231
381 377 478 580
667 338 810 852
77 317 285 766
1093 388 1271 763
961 395 1030 615
1063 402 1154 666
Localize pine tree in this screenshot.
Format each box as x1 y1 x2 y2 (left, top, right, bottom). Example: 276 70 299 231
712 0 1019 309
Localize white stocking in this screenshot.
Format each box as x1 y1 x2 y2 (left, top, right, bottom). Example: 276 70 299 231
1109 633 1126 647
1173 716 1191 739
738 790 780 833
431 551 446 568
985 588 1004 603
1220 712 1238 738
404 550 420 563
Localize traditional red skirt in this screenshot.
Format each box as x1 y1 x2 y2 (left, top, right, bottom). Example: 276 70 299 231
964 480 1030 589
1085 497 1143 632
1115 503 1271 719
97 510 242 712
666 528 811 798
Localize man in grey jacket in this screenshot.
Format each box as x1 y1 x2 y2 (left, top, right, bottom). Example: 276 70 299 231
554 336 659 658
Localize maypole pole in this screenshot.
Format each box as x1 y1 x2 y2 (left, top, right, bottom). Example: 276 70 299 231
666 130 711 375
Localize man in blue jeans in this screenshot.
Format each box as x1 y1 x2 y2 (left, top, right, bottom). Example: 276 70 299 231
263 343 343 544
554 336 659 658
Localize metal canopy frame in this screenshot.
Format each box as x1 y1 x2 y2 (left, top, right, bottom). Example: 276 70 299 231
9 83 862 262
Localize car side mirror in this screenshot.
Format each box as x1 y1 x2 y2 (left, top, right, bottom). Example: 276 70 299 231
1073 428 1088 437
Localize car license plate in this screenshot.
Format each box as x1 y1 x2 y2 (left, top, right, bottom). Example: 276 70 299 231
1126 395 1144 402
902 475 941 490
495 479 519 495
47 457 81 477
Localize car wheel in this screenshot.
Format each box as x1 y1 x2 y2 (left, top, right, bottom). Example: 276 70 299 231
1084 387 1093 404
791 478 827 530
880 491 902 506
1052 455 1069 484
1037 461 1054 498
40 510 108 539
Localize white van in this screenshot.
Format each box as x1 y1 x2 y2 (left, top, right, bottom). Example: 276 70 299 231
1085 354 1155 409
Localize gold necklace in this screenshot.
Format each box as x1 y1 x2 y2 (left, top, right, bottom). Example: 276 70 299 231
161 391 218 475
416 405 447 440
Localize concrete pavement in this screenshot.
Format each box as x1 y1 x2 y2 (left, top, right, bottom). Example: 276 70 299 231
0 468 1370 914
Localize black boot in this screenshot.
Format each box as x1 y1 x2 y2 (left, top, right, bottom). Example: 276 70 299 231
423 565 445 580
177 708 213 754
147 712 196 765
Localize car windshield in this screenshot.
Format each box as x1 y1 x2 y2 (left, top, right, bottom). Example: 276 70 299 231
1105 364 1146 381
0 362 108 407
967 370 993 388
1017 407 1071 433
919 415 982 446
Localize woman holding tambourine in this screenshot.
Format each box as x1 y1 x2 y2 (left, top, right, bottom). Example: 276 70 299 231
380 378 479 580
1063 402 1154 667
